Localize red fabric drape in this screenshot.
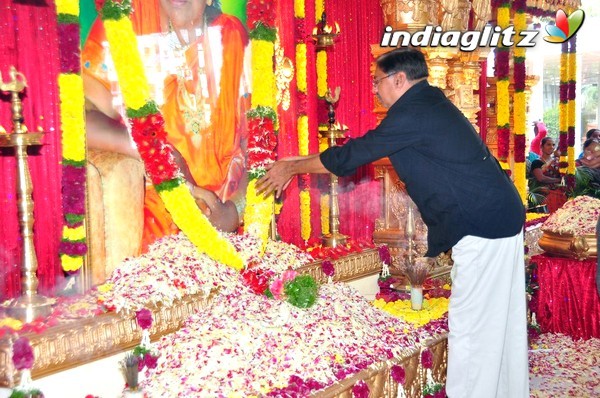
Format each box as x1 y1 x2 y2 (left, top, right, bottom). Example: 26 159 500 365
275 0 301 245
323 1 383 242
275 0 383 245
532 254 600 340
0 0 64 300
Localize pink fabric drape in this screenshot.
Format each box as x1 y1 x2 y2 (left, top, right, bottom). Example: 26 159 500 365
532 254 600 340
0 1 64 300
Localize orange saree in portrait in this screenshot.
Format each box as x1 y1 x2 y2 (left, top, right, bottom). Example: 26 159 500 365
83 14 249 251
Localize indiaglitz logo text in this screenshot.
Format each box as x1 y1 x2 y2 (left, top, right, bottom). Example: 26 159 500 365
381 8 585 51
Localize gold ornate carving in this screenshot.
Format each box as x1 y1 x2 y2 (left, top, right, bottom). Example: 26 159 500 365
298 249 382 284
317 335 448 398
0 292 216 387
275 40 294 111
380 0 441 31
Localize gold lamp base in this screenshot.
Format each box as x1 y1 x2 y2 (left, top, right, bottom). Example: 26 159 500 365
321 231 348 248
5 295 54 324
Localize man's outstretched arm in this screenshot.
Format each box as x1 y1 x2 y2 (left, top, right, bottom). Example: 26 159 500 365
256 154 329 198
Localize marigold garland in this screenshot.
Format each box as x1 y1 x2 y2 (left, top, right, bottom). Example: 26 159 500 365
567 37 576 175
294 0 305 18
316 48 327 98
296 44 307 94
246 0 278 254
495 3 511 172
558 43 569 173
298 115 311 240
95 0 243 270
513 2 527 202
56 0 88 273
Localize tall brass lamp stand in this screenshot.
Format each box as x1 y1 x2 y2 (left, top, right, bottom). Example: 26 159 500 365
1 67 54 322
319 87 348 248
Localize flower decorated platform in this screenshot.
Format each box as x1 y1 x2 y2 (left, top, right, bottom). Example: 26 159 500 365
0 233 390 389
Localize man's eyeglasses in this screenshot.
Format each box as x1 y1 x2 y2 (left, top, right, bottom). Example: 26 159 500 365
372 72 396 88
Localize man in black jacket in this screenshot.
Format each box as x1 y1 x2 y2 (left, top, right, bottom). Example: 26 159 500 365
258 48 527 398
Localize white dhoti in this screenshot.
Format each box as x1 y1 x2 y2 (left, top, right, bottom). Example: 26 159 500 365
446 231 529 398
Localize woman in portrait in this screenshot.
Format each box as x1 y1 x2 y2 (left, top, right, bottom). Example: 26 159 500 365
82 0 249 249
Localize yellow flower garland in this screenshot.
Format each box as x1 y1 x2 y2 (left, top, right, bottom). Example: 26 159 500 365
567 48 576 174
245 16 278 254
103 19 151 110
245 180 273 254
58 75 86 162
57 0 87 272
559 52 568 174
101 11 243 270
316 50 327 98
159 184 243 269
300 190 311 241
250 40 277 110
315 0 324 23
294 0 305 18
296 44 307 94
320 194 330 235
298 115 311 239
55 0 78 16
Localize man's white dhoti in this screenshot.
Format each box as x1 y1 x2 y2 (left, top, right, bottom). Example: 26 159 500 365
446 231 529 398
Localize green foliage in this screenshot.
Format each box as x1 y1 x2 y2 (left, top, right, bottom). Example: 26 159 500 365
568 168 600 199
542 106 559 141
284 275 318 308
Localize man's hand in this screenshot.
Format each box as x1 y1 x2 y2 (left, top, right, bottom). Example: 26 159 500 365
190 186 239 232
256 159 296 199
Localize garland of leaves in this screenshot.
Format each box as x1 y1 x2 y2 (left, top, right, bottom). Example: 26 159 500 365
494 1 511 173
245 1 278 255
513 0 527 203
94 0 243 270
56 0 88 273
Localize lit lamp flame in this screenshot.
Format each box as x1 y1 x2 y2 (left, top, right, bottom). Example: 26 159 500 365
312 12 340 48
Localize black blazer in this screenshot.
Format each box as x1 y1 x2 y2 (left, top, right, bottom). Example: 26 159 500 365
321 80 525 256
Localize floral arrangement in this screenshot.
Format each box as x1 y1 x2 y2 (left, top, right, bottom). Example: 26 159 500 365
378 244 392 278
245 0 279 254
494 0 511 173
94 0 243 270
55 0 88 273
242 266 319 308
513 0 527 203
9 337 43 398
373 295 449 328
